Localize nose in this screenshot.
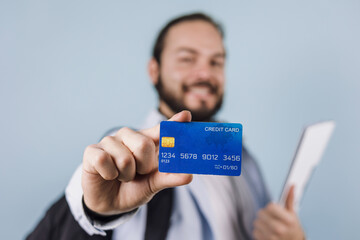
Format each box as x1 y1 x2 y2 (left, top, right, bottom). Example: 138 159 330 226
194 60 212 81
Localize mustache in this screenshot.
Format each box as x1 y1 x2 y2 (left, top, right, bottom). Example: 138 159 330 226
182 81 218 94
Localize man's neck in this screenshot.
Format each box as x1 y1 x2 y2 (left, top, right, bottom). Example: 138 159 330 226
157 101 216 122
158 100 176 119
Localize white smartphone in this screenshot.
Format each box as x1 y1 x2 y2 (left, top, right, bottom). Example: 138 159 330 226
279 120 336 211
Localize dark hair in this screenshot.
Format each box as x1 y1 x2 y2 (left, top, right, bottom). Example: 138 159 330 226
152 12 224 64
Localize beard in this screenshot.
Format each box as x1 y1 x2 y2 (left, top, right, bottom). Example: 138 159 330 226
155 75 224 122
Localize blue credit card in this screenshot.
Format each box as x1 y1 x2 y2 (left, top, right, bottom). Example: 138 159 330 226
159 121 242 176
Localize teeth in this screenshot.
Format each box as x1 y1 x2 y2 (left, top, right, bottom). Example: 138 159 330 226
189 86 210 95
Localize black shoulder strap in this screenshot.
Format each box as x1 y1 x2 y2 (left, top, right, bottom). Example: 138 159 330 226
144 188 174 240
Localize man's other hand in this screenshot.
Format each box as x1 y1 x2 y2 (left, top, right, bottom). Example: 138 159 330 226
81 110 193 216
253 186 305 240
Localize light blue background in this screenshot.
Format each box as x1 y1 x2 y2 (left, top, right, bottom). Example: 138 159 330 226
1 0 359 239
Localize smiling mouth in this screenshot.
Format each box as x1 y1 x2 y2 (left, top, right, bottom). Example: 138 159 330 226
187 86 212 97
183 82 217 97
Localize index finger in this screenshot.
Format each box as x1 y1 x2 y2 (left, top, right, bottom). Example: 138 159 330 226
139 110 192 143
285 185 295 212
264 203 293 224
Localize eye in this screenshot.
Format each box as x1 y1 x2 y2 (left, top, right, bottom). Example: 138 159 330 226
210 59 224 67
179 56 194 63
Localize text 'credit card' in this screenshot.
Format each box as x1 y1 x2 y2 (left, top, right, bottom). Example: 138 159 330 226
159 121 243 176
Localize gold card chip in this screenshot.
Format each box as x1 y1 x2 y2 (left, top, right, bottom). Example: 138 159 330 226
161 137 175 148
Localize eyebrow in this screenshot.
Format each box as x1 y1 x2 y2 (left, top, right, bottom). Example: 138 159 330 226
176 47 226 58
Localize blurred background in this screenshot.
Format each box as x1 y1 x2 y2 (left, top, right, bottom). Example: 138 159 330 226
1 0 359 239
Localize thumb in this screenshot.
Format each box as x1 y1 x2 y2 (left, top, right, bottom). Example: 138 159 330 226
150 171 193 193
168 110 192 122
140 110 192 142
285 185 295 212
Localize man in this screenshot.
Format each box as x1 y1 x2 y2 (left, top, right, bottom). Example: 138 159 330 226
28 12 305 240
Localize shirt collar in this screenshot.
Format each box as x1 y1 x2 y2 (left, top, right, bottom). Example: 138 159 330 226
139 109 167 129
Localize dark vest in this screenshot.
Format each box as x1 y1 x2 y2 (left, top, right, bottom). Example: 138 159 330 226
26 188 174 240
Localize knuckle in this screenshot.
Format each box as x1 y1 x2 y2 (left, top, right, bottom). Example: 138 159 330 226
101 135 115 145
83 144 96 158
135 136 155 154
103 173 116 181
94 151 109 167
116 127 132 136
273 226 284 236
286 216 296 226
267 202 276 211
118 155 134 171
117 156 135 181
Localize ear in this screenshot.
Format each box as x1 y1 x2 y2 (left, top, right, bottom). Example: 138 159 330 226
148 58 160 85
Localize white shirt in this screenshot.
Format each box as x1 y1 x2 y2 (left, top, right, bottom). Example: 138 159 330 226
65 110 271 239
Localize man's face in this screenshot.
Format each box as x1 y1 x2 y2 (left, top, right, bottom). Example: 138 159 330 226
156 20 226 121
